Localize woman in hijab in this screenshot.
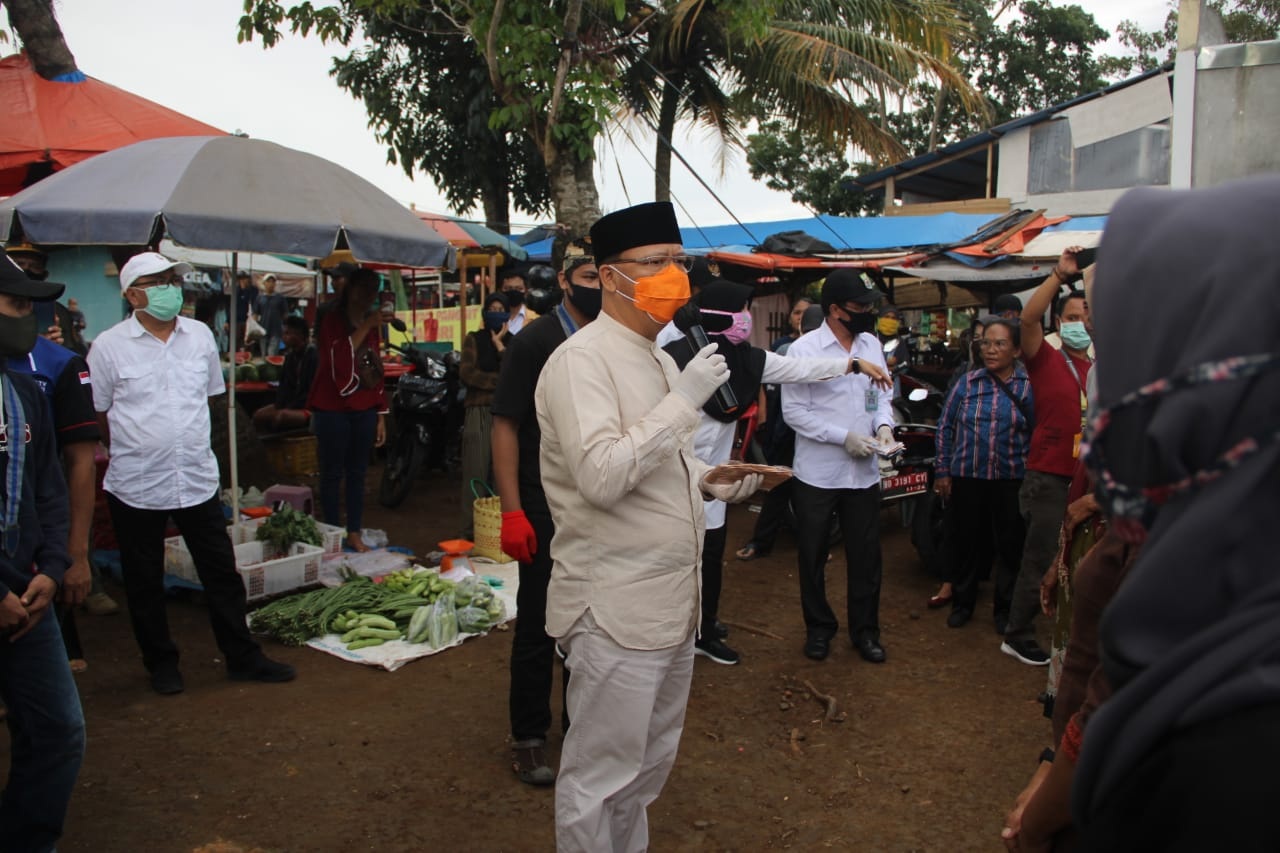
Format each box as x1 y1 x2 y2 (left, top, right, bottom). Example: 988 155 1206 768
1012 176 1280 851
458 291 511 538
658 280 859 664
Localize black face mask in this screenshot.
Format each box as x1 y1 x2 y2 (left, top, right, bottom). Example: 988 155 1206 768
0 312 38 359
503 289 525 308
568 284 601 320
839 311 877 337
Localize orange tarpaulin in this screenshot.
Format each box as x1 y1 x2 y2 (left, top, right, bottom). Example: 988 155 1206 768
0 52 226 196
705 250 932 273
948 213 1069 257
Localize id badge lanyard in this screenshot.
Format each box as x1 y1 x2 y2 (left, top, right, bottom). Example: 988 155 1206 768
1060 350 1090 458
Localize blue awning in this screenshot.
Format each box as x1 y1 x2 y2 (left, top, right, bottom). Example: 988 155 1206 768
680 212 1005 252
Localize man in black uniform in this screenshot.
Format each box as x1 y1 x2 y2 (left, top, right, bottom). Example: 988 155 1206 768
491 238 598 786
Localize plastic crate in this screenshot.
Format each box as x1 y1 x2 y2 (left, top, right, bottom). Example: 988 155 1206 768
229 517 343 556
234 540 324 601
263 434 319 477
164 535 325 600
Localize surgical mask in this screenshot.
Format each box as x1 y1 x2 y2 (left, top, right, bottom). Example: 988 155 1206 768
1060 320 1092 351
700 308 753 345
140 284 184 321
503 289 525 308
0 312 38 358
839 310 877 337
877 317 901 337
568 284 601 320
608 263 691 325
483 311 508 333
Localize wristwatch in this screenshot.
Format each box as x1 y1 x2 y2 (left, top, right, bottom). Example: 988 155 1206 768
850 358 862 375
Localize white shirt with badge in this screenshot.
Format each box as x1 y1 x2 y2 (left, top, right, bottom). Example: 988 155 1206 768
782 321 895 490
88 314 226 510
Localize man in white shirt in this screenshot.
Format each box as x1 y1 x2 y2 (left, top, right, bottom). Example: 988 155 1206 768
535 202 761 852
782 269 896 664
89 252 295 696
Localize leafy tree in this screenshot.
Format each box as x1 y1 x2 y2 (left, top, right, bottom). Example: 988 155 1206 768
620 0 985 202
239 0 628 234
746 121 880 215
1113 0 1280 74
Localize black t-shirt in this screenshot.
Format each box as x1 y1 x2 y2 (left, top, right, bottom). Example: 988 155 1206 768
277 345 318 409
490 313 569 517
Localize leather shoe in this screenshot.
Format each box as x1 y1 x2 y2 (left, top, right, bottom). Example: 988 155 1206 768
947 607 972 628
149 666 184 696
853 636 886 664
803 635 831 661
228 655 297 683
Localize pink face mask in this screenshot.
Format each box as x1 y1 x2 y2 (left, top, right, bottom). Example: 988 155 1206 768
700 308 753 345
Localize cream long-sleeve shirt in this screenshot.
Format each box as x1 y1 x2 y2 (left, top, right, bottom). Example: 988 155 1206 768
535 311 710 650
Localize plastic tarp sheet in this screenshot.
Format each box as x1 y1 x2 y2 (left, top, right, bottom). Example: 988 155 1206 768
0 52 225 195
681 212 1004 251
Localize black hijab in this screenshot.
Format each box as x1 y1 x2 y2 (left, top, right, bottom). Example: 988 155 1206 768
663 279 766 423
1073 176 1280 822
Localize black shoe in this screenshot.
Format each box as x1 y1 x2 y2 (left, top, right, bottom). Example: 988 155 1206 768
994 611 1009 636
713 620 729 640
695 637 741 665
853 635 886 664
946 608 972 629
228 655 297 683
149 666 184 696
511 738 555 787
803 635 831 661
1000 638 1050 666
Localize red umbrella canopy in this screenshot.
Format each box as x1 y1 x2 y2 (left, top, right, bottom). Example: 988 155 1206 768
0 52 226 196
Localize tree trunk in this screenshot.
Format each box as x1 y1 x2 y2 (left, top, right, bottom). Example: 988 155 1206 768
481 184 511 235
927 84 947 152
653 81 680 202
5 0 78 79
548 147 601 238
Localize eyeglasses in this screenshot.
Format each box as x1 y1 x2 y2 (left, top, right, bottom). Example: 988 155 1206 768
611 254 696 273
978 339 1012 350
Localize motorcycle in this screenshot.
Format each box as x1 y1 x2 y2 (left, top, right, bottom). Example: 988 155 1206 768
885 336 945 423
377 337 464 508
879 398 945 574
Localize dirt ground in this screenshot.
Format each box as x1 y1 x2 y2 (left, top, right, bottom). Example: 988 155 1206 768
44 463 1054 853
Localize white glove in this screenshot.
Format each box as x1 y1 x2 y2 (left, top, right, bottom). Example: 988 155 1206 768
672 343 729 409
701 472 764 504
877 425 895 446
843 431 878 459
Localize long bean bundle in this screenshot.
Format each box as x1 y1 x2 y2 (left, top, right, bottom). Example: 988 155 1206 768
249 575 432 645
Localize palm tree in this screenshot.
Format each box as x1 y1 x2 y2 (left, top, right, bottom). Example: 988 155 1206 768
5 0 78 79
620 0 987 202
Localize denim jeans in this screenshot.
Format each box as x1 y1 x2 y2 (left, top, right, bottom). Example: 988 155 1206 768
0 609 86 852
312 408 378 533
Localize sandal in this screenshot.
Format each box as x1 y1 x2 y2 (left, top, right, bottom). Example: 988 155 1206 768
511 739 555 787
736 542 767 561
69 659 89 673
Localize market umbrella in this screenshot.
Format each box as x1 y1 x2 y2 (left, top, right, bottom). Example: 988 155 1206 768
0 134 455 518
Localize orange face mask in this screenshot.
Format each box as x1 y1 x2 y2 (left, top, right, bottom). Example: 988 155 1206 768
608 263 691 325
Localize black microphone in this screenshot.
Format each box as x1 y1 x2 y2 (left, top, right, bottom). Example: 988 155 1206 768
673 303 737 413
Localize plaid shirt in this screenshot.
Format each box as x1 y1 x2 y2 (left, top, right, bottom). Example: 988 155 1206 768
935 366 1033 480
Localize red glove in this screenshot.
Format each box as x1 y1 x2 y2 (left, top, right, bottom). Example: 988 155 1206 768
501 510 537 564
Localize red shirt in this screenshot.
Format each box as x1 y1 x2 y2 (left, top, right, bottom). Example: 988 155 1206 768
1024 343 1092 477
305 308 388 413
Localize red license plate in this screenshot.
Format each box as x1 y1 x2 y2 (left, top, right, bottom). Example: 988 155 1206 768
881 470 929 499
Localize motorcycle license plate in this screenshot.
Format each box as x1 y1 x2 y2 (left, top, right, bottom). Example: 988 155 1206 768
881 470 929 501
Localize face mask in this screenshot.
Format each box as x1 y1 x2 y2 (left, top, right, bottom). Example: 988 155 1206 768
568 284 601 320
0 312 38 358
1060 320 1092 351
608 264 691 325
839 310 877 337
1085 352 1280 544
141 284 184 322
700 308 753 345
483 311 508 333
503 290 525 308
877 317 900 337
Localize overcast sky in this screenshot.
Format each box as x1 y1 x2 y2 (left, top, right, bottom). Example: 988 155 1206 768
22 0 1173 232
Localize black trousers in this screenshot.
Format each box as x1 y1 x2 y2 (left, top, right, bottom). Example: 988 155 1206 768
944 478 1025 618
1079 703 1280 851
792 479 882 641
509 510 569 742
106 493 260 673
746 479 793 554
699 525 728 634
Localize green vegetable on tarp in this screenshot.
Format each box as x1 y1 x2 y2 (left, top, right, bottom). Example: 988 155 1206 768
255 504 322 553
426 592 458 650
455 605 491 634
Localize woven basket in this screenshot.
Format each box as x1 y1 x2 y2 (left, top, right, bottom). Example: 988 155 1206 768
264 434 319 478
471 479 512 563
